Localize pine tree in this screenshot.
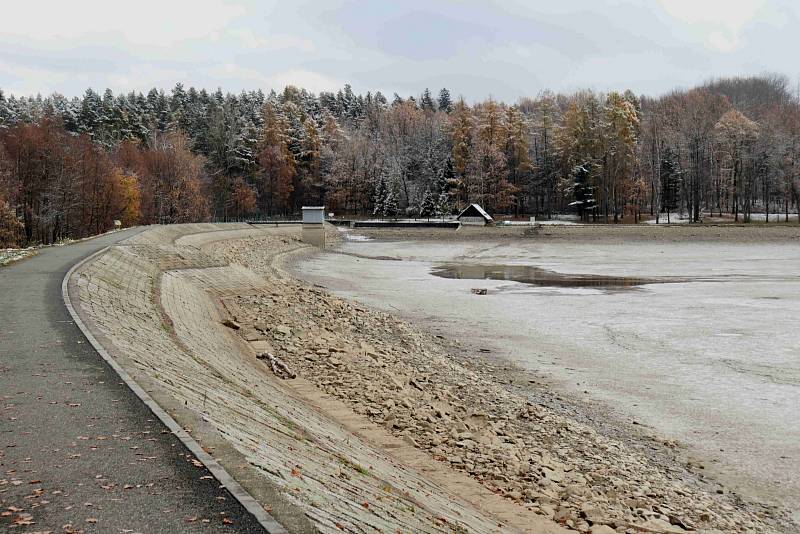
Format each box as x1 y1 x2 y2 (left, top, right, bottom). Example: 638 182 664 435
419 187 436 219
372 184 385 218
98 88 119 146
372 177 387 216
384 180 400 218
155 90 171 132
78 88 103 137
343 84 356 113
171 82 189 132
0 89 10 129
569 163 597 222
373 91 388 109
420 88 436 113
431 159 453 216
437 88 453 113
435 190 450 218
112 93 133 141
125 95 144 141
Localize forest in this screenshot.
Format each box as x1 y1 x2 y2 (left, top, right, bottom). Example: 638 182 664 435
1 74 799 247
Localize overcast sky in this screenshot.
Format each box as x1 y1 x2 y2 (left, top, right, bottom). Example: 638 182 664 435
1 0 797 102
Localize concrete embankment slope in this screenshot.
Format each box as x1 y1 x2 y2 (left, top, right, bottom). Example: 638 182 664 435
68 223 561 533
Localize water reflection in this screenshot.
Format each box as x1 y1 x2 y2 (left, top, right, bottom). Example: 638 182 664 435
430 263 657 289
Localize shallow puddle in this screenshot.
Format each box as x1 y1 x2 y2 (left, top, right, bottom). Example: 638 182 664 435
430 263 659 289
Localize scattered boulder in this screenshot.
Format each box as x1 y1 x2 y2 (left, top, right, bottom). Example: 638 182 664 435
275 325 292 336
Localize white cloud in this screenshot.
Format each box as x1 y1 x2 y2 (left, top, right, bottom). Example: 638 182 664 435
230 29 315 52
0 0 246 47
0 60 85 96
205 64 343 94
658 0 765 51
107 65 190 93
707 31 739 52
207 63 268 82
485 42 570 66
268 69 346 94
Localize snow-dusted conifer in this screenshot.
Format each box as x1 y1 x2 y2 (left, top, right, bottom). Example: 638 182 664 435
373 177 387 216
438 88 453 113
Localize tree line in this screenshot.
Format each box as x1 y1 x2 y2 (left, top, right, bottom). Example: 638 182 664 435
1 75 799 247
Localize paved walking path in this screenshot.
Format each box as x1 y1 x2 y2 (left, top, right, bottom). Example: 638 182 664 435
0 229 264 533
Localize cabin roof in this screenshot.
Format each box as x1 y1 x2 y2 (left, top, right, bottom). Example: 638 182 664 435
457 203 493 222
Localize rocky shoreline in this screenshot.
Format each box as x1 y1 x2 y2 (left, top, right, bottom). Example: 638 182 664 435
212 234 793 534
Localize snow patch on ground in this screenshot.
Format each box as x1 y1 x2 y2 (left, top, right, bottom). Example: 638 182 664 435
645 213 799 224
336 227 373 241
0 247 36 266
498 215 582 226
1 229 128 267
535 220 581 225
345 234 373 242
737 213 799 222
643 216 691 224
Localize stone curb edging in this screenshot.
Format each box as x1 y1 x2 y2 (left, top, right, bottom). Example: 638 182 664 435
61 245 289 534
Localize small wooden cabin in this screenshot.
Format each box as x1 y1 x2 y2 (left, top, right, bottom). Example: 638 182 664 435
457 204 493 226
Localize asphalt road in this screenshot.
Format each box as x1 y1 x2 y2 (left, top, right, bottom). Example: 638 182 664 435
0 229 265 533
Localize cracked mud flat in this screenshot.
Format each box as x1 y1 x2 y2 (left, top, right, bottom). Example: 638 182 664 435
288 228 800 532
